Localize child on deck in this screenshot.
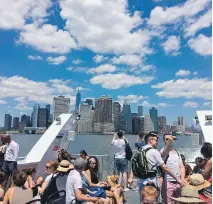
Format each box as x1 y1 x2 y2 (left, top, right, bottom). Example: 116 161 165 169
141 186 158 204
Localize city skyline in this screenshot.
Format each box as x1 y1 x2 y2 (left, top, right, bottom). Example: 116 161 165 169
0 92 206 128
0 0 211 127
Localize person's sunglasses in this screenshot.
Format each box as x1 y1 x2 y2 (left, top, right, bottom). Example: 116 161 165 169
91 162 97 165
45 166 50 169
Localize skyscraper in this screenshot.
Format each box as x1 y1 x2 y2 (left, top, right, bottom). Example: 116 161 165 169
158 116 167 133
177 116 185 132
122 100 132 133
75 87 81 112
113 102 121 114
78 103 92 133
21 114 31 127
113 102 124 131
144 115 154 134
46 104 51 127
138 105 143 116
132 116 144 134
93 96 114 133
53 96 70 120
38 108 48 127
4 114 12 130
149 107 158 132
32 104 40 127
13 117 19 129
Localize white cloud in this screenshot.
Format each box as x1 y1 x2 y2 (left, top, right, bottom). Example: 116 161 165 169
175 69 191 77
93 55 109 63
76 86 91 91
184 9 212 37
66 66 89 73
49 79 74 94
111 54 142 66
0 76 76 108
161 36 180 56
117 95 147 104
0 100 7 104
203 102 212 107
193 71 198 76
183 101 199 108
59 0 153 55
72 59 84 65
141 100 172 107
149 0 210 26
90 73 154 89
130 64 156 74
0 0 52 29
152 78 212 100
28 55 42 60
47 56 67 65
188 34 212 56
88 64 116 74
18 24 77 54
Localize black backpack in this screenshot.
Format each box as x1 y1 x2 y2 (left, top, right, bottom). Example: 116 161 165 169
124 139 133 161
132 147 157 179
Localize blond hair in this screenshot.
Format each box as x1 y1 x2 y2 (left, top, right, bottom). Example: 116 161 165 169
141 186 158 199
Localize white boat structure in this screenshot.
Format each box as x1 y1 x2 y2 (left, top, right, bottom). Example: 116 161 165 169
196 110 212 143
18 113 78 178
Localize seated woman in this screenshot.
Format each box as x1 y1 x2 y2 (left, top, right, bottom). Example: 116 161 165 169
80 150 89 161
3 170 38 204
24 167 43 189
38 161 58 194
83 156 123 204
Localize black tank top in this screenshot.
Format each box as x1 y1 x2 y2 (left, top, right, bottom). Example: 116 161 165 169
90 169 99 184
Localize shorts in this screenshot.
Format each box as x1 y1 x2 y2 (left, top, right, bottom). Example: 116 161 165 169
115 158 127 173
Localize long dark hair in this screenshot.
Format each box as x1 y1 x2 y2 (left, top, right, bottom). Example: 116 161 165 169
85 156 99 173
201 142 212 159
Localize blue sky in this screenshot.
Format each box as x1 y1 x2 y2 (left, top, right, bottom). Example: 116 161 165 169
0 0 212 126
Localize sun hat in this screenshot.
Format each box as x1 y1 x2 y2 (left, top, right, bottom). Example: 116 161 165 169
172 186 207 203
74 158 87 169
57 160 73 172
188 174 210 191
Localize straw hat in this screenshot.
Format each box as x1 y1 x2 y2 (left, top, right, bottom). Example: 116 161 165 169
172 186 206 203
188 174 210 191
172 174 210 203
57 160 74 172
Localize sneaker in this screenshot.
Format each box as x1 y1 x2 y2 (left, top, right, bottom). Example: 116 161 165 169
124 187 130 192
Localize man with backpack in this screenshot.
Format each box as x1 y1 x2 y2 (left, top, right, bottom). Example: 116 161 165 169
111 130 132 191
161 134 186 204
130 132 182 203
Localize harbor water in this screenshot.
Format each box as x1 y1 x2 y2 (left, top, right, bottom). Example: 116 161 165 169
11 133 201 161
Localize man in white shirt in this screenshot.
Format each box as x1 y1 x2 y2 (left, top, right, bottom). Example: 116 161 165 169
111 131 128 191
161 134 186 204
137 132 182 204
1 135 19 176
66 158 100 204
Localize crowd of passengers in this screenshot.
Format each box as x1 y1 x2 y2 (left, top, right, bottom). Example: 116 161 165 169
0 132 211 204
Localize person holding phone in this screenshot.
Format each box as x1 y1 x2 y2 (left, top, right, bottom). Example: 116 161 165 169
160 134 186 204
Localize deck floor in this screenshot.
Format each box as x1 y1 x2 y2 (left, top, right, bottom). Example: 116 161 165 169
124 190 140 204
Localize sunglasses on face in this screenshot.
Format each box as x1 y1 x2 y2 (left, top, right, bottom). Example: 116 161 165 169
91 162 97 165
45 165 51 169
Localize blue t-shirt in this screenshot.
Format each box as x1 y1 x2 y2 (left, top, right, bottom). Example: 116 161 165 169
135 140 145 150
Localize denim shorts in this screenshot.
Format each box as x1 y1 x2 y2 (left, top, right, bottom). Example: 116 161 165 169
115 158 127 173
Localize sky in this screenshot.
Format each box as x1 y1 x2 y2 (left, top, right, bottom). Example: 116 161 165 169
0 0 212 127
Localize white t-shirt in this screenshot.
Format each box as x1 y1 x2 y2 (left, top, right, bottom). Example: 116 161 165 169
138 144 164 186
160 148 182 181
5 140 19 161
45 174 53 183
111 138 126 159
66 169 82 204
